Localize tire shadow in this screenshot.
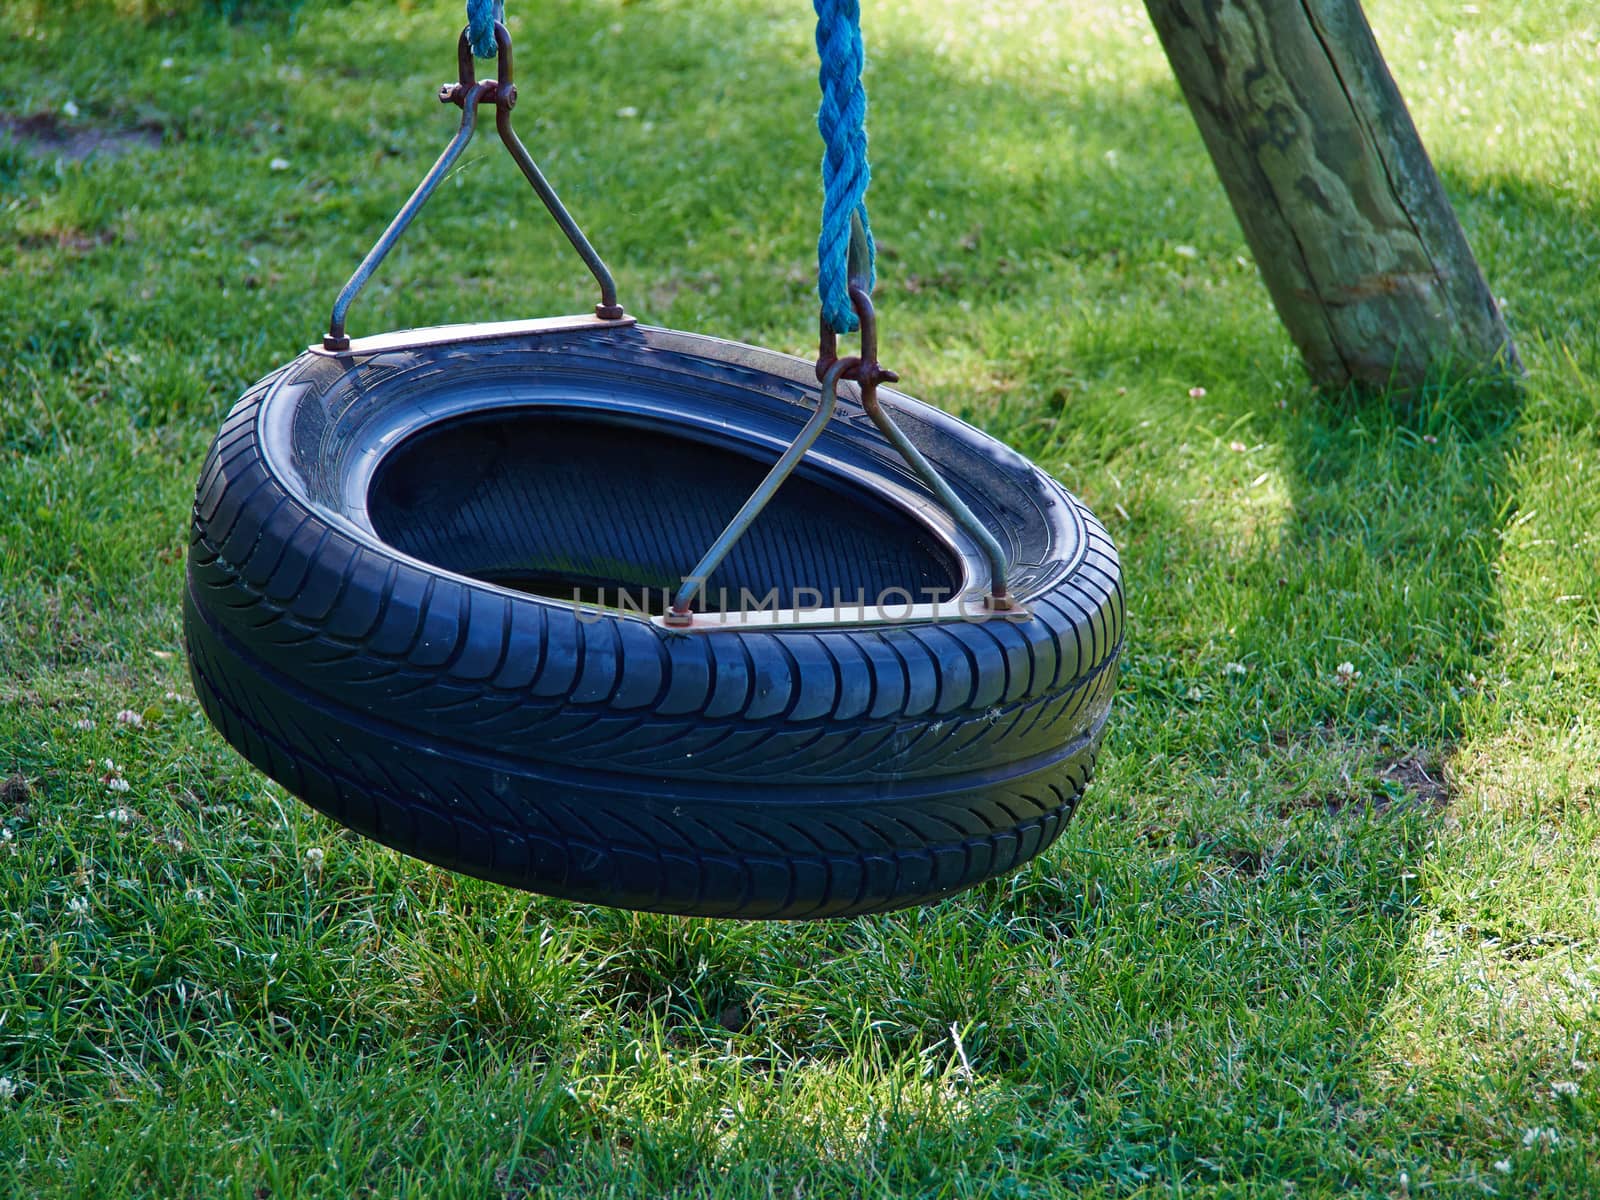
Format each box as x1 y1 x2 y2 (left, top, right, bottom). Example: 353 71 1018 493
520 7 1552 1180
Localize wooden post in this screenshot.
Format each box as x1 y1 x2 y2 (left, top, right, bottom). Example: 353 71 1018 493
1142 0 1518 390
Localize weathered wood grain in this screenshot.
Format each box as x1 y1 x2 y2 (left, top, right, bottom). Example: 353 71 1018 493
1143 0 1518 389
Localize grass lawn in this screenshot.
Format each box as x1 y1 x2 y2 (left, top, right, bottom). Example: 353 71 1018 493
2 0 1598 1194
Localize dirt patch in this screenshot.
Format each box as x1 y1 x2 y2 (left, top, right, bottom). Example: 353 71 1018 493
1266 726 1454 816
1377 752 1453 810
1 111 163 162
493 1153 555 1199
2 772 31 814
16 229 114 253
1221 845 1266 877
1318 749 1453 816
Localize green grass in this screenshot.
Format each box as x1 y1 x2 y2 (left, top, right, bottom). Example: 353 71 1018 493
3 0 1598 1194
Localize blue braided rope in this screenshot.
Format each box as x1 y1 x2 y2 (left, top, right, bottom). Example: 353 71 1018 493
813 0 874 333
466 0 505 59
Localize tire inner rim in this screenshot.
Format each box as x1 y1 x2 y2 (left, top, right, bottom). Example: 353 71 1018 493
367 409 964 617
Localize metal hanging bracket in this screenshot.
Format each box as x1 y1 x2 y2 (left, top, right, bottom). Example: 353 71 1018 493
831 284 1016 615
321 22 624 353
664 251 1016 627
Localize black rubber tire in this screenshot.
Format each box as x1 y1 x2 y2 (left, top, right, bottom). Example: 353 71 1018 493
184 324 1122 918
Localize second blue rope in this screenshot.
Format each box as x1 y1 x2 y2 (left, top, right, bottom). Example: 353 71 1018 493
813 0 875 334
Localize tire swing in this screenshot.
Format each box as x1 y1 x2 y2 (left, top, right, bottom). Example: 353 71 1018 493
184 1 1123 919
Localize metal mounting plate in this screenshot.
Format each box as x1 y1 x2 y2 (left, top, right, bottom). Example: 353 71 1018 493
649 598 1030 632
308 313 636 358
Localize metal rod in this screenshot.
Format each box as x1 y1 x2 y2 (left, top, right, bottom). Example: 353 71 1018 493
859 379 1012 606
324 84 488 351
847 284 1013 608
495 106 623 320
665 355 858 624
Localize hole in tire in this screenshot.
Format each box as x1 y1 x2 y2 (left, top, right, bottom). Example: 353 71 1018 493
367 410 962 615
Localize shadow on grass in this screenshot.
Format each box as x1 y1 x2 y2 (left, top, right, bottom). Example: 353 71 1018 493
479 7 1541 1182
